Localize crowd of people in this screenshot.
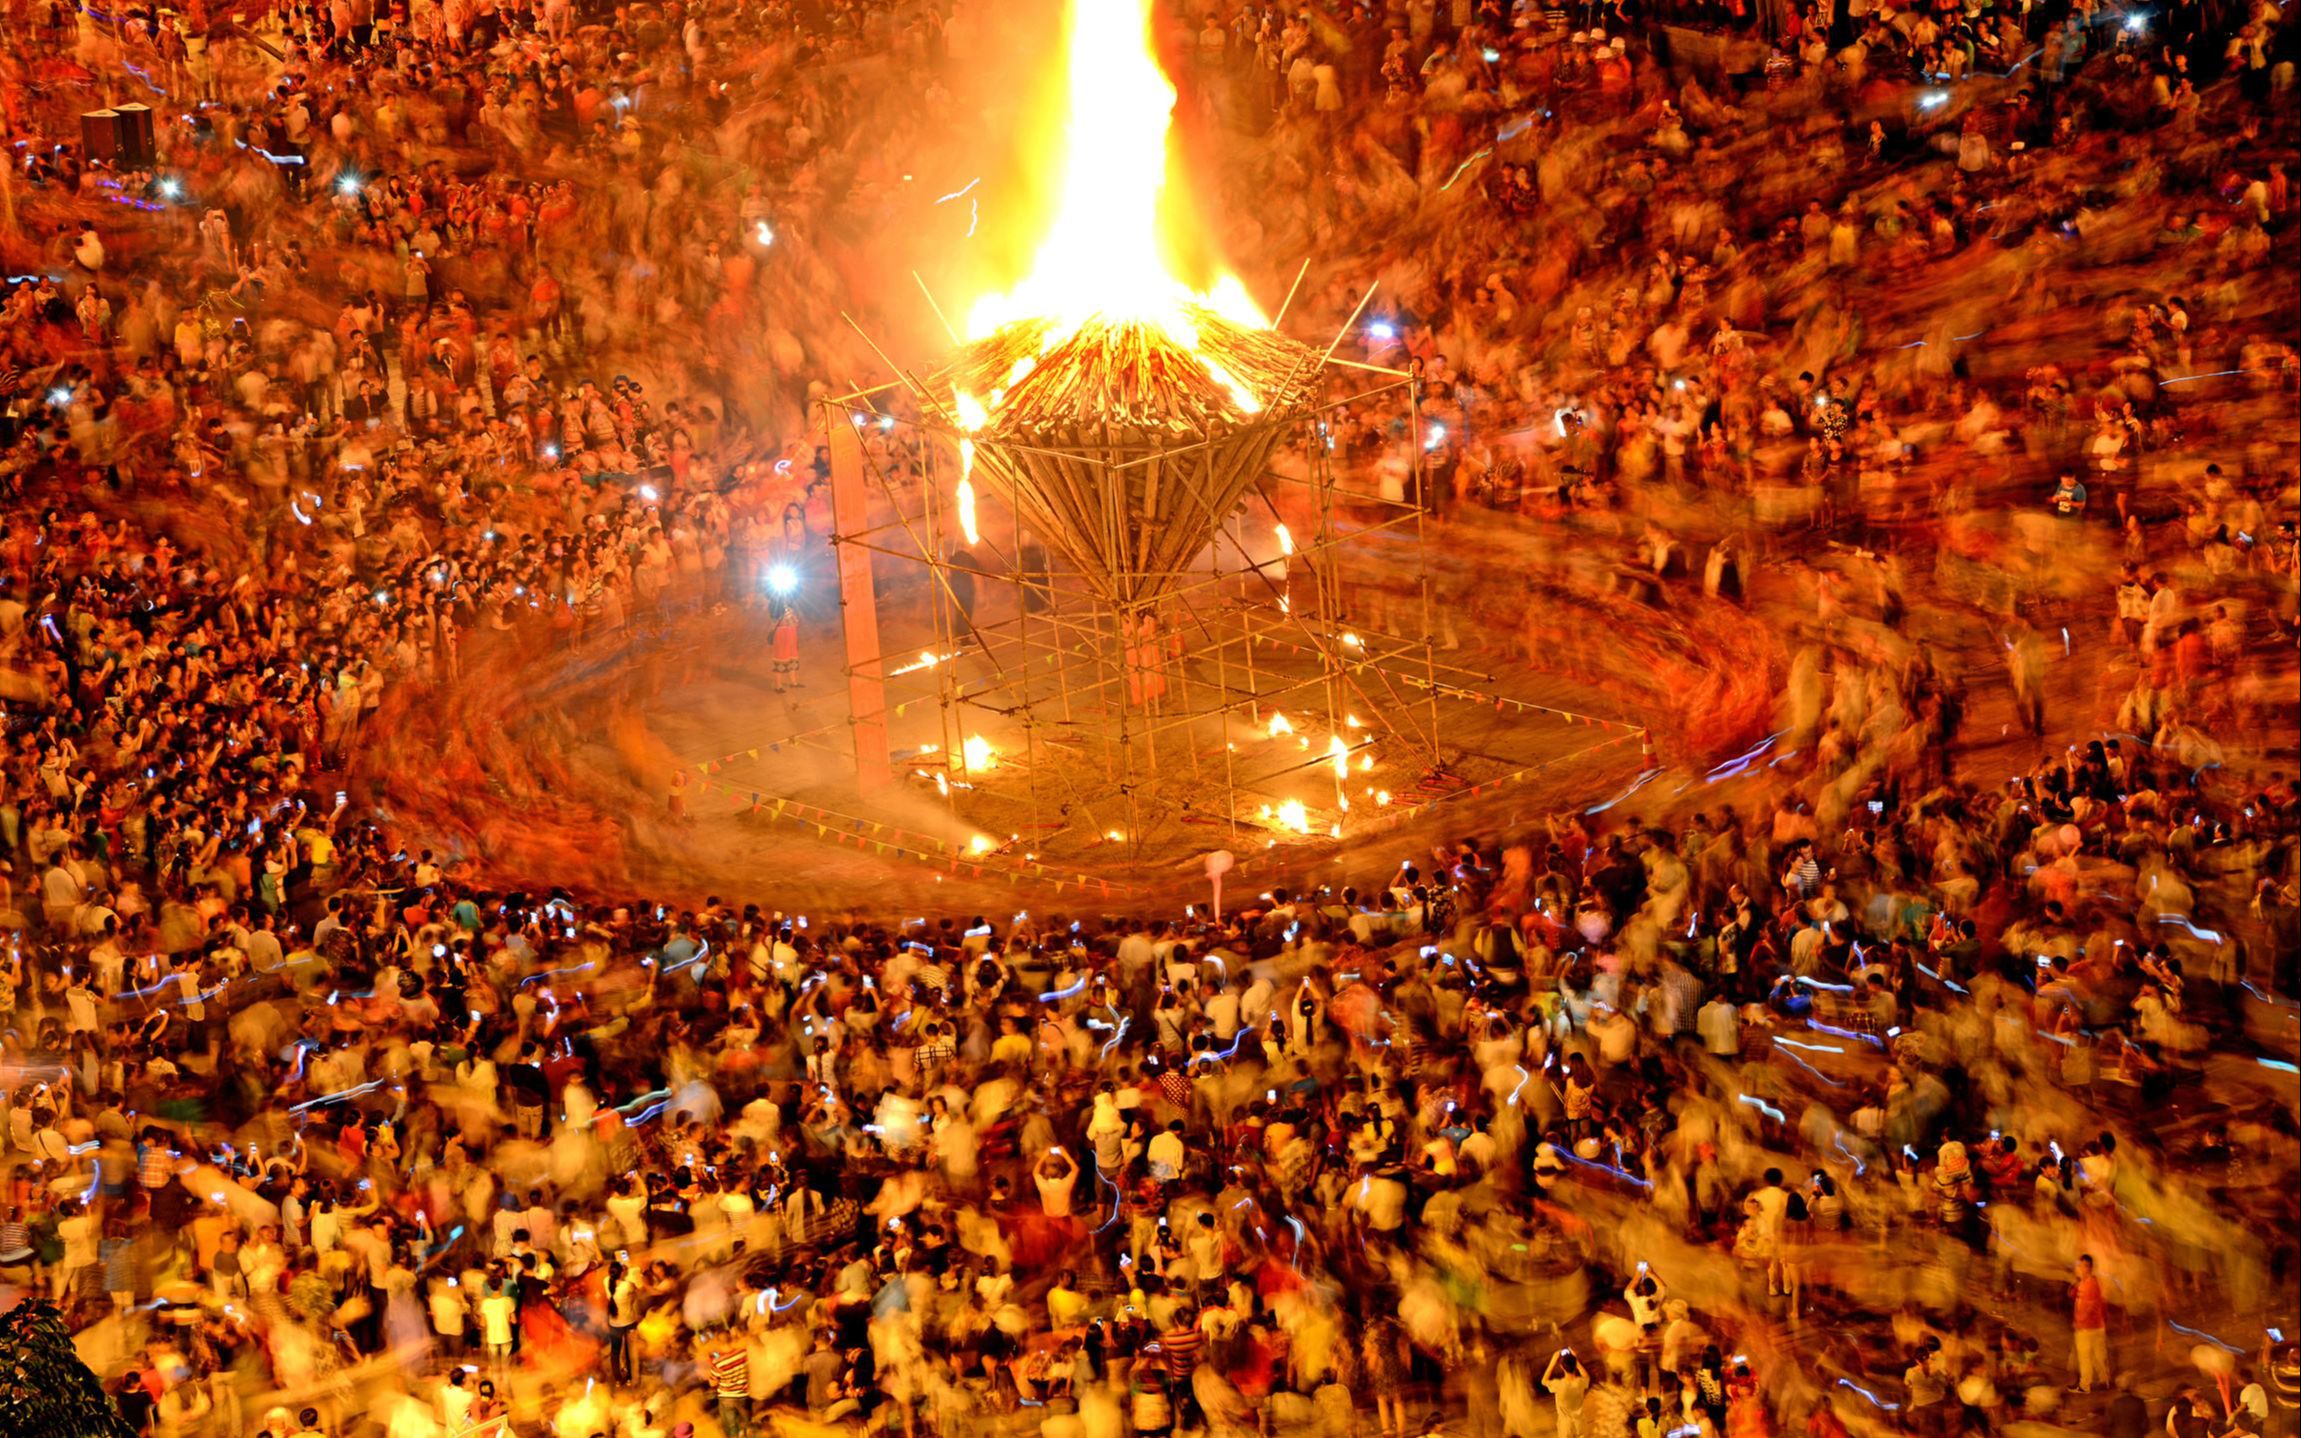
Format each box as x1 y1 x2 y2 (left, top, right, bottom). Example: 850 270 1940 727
0 0 2296 1435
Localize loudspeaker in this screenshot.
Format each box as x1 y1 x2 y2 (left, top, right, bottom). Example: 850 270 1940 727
113 102 156 165
81 109 125 164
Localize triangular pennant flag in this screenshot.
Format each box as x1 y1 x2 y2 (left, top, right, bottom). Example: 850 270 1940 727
748 748 760 759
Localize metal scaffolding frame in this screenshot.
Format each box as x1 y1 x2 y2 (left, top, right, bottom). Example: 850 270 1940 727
815 335 1484 868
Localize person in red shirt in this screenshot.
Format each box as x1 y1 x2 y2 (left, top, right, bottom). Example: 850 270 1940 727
2071 1254 2111 1392
1979 1135 2025 1193
770 601 800 693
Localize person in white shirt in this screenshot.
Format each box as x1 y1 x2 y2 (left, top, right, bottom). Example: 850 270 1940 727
436 1366 476 1430
479 1279 518 1372
1146 1120 1187 1184
1238 973 1276 1032
429 1274 471 1355
1459 1117 1499 1172
1186 1211 1226 1286
310 1195 345 1254
1589 1003 1640 1065
63 974 101 1036
1544 1350 1592 1438
606 1262 642 1382
52 1200 98 1300
1697 996 1740 1057
2142 572 2180 653
1347 1167 1407 1233
1625 1266 1667 1331
1034 1147 1078 1218
1202 979 1241 1041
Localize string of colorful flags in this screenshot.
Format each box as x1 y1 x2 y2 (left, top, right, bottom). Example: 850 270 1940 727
1412 676 1644 729
682 720 848 779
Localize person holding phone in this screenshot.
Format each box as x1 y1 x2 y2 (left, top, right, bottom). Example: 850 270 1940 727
1545 1348 1591 1438
1034 1146 1078 1220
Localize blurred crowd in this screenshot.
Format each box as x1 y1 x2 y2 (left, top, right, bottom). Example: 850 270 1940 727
0 0 2296 1434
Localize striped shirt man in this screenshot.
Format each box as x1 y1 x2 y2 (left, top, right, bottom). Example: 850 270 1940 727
1161 1321 1205 1380
711 1345 750 1398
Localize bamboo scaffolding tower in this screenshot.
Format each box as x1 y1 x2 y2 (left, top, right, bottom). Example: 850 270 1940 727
815 303 1491 865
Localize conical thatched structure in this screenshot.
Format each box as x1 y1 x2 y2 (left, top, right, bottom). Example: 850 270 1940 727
928 305 1324 611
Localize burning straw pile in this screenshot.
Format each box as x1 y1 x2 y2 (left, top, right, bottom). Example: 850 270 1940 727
937 305 1321 437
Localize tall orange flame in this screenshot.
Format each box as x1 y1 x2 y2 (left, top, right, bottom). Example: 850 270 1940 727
964 0 1265 349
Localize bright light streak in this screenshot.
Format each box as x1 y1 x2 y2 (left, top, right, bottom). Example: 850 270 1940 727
766 565 799 597
952 389 988 544
891 649 958 676
1584 766 1664 815
2156 914 2222 943
2167 1321 2241 1354
1440 147 1493 190
1704 731 1784 783
954 476 980 544
1838 1380 1900 1412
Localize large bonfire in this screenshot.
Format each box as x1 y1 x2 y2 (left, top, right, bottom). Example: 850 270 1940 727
934 0 1320 604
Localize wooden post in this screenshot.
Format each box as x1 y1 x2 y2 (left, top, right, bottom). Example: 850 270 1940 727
826 406 892 791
